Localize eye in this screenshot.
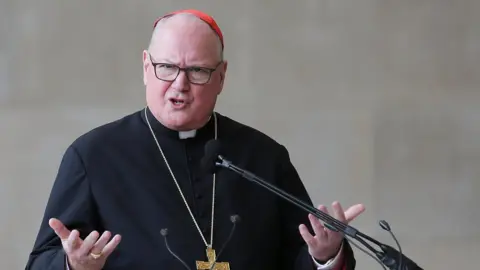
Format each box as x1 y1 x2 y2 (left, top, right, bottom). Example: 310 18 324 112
190 67 209 73
159 64 176 70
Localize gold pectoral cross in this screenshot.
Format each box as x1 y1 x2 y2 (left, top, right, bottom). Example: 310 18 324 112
196 247 230 270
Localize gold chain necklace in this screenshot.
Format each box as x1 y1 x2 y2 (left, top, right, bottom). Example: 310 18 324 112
144 107 217 248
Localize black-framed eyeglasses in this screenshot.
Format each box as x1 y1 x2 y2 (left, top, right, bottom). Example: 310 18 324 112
149 53 222 85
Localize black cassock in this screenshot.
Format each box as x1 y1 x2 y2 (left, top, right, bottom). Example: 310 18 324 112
26 107 356 270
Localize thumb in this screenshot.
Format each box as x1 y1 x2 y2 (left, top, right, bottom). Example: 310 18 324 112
49 218 71 240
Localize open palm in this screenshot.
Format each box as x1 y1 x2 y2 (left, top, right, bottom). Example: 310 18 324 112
299 201 365 261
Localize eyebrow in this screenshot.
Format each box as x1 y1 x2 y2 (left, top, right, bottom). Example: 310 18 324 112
149 54 218 67
152 58 219 68
149 55 171 63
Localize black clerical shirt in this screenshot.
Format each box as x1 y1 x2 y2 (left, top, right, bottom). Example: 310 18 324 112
26 107 356 270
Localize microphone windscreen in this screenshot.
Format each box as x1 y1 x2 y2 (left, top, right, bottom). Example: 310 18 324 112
230 215 241 223
200 139 222 175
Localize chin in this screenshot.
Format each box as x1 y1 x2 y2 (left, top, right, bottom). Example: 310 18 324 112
164 114 195 130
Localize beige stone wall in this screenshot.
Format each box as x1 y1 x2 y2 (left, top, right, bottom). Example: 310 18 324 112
2 0 479 269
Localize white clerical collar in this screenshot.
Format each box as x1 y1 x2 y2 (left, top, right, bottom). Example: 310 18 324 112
179 130 197 139
178 115 213 139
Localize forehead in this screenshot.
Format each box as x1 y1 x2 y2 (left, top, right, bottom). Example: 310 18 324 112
149 15 221 64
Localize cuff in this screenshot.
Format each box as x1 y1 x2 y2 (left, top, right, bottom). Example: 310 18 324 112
65 255 71 270
312 242 344 270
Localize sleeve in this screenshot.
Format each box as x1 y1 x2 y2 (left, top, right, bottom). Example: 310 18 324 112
66 257 71 270
274 145 357 270
25 145 100 269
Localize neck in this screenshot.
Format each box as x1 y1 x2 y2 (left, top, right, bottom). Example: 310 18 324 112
142 107 216 140
171 115 212 132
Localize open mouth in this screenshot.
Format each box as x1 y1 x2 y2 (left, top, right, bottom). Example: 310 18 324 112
169 98 190 108
170 98 185 105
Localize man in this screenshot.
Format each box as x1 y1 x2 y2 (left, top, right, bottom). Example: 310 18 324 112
26 9 365 270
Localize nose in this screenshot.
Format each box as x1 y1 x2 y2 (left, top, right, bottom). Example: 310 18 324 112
170 70 190 91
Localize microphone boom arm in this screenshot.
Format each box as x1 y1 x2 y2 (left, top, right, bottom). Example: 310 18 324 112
216 155 423 270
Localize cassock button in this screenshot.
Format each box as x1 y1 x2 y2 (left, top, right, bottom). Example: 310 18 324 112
195 193 203 199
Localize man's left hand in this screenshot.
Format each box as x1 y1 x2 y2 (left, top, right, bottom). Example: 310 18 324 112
299 201 365 262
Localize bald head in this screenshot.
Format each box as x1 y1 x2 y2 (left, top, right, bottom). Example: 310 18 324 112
148 13 223 61
142 12 228 131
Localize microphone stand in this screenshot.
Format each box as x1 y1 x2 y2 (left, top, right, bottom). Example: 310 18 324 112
160 215 241 270
215 155 423 270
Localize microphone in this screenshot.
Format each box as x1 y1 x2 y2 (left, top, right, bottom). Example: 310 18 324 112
160 214 240 270
379 220 402 266
160 228 192 270
209 214 241 270
201 139 423 270
377 220 408 270
201 139 223 175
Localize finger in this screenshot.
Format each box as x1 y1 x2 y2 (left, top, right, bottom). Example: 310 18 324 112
332 201 347 222
101 234 122 257
49 218 71 241
310 206 327 237
344 204 366 223
90 231 112 254
298 224 316 247
309 214 327 238
78 231 100 255
319 204 329 214
64 229 80 254
318 205 339 233
317 204 330 226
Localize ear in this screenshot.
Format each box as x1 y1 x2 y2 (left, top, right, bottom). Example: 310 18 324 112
142 50 149 85
218 61 228 94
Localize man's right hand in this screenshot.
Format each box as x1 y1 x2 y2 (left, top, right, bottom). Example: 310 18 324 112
48 218 122 270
